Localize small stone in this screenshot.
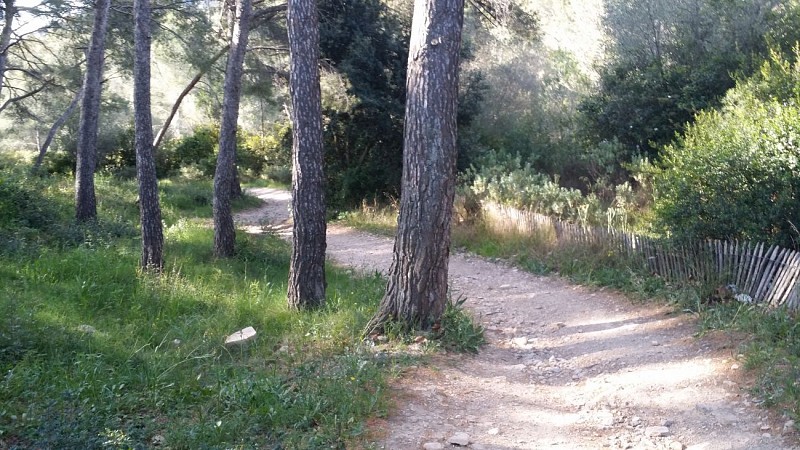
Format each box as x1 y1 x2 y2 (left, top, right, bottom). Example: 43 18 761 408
645 426 670 437
668 442 684 450
661 419 674 427
172 339 181 346
487 427 500 435
629 416 642 427
423 443 444 450
760 425 771 431
731 363 740 370
783 420 796 434
77 324 97 334
651 341 660 346
151 435 166 446
448 432 471 446
224 326 256 346
555 322 567 328
511 336 529 347
762 433 772 438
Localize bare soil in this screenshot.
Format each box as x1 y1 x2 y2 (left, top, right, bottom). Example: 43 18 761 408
238 187 799 450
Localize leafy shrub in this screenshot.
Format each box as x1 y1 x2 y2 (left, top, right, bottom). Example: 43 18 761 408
654 50 800 248
238 123 292 176
168 125 219 176
466 152 641 230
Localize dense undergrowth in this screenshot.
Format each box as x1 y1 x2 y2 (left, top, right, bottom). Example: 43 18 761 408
0 164 398 449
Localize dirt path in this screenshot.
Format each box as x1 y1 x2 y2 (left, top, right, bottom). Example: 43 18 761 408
237 187 798 450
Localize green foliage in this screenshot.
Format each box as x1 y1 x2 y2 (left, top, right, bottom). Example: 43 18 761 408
466 152 643 231
435 296 486 354
654 49 800 248
318 0 410 209
581 0 788 160
0 169 397 448
0 166 138 255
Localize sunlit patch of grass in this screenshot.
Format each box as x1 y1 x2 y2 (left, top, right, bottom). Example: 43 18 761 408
336 202 398 237
0 167 403 448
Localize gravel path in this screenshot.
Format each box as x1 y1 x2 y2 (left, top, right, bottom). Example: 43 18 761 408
237 187 798 450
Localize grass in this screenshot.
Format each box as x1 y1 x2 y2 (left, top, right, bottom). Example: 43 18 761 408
335 203 398 237
0 167 401 449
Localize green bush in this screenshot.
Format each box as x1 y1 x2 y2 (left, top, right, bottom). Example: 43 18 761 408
654 50 800 248
466 151 642 230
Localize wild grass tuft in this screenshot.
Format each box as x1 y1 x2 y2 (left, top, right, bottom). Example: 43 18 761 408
435 296 486 354
336 201 398 237
0 166 398 449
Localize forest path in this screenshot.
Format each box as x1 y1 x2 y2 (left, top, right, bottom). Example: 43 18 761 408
237 187 797 450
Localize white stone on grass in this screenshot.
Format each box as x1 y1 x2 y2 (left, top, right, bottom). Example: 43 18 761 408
224 326 257 346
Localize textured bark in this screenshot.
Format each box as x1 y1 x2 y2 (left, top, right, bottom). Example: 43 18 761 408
213 0 251 257
134 0 164 271
32 86 83 173
75 0 110 222
0 0 14 100
366 0 464 333
286 0 326 309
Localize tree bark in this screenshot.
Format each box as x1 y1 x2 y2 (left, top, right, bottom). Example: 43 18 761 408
0 0 14 100
74 0 110 222
32 86 84 173
366 0 464 333
134 0 164 271
286 0 326 310
213 0 251 257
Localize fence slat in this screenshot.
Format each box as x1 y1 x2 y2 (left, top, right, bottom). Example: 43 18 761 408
481 203 800 310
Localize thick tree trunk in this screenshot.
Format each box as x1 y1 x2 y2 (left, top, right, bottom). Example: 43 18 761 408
134 0 164 271
366 0 464 333
0 0 14 100
213 0 251 257
286 0 326 309
32 86 84 173
74 0 110 222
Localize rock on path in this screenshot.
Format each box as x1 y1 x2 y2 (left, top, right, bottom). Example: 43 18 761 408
238 187 798 450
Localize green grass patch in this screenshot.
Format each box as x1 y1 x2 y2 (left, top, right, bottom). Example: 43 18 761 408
0 167 399 449
335 203 398 237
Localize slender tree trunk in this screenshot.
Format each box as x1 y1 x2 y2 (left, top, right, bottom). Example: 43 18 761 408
75 0 110 222
152 44 230 151
365 0 464 333
0 0 14 100
286 0 326 309
134 0 164 271
32 86 84 173
213 0 251 257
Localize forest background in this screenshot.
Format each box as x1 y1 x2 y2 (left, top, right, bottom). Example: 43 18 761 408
3 0 800 447
4 0 800 248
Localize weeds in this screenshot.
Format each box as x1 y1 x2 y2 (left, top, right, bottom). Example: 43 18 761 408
435 296 486 354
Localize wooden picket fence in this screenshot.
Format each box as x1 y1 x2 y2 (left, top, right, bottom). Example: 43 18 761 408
482 202 800 309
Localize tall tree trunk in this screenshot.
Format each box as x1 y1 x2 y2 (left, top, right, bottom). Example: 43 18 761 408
32 86 84 173
134 0 164 271
75 0 110 222
212 0 251 257
0 0 14 100
366 0 464 333
286 0 326 309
